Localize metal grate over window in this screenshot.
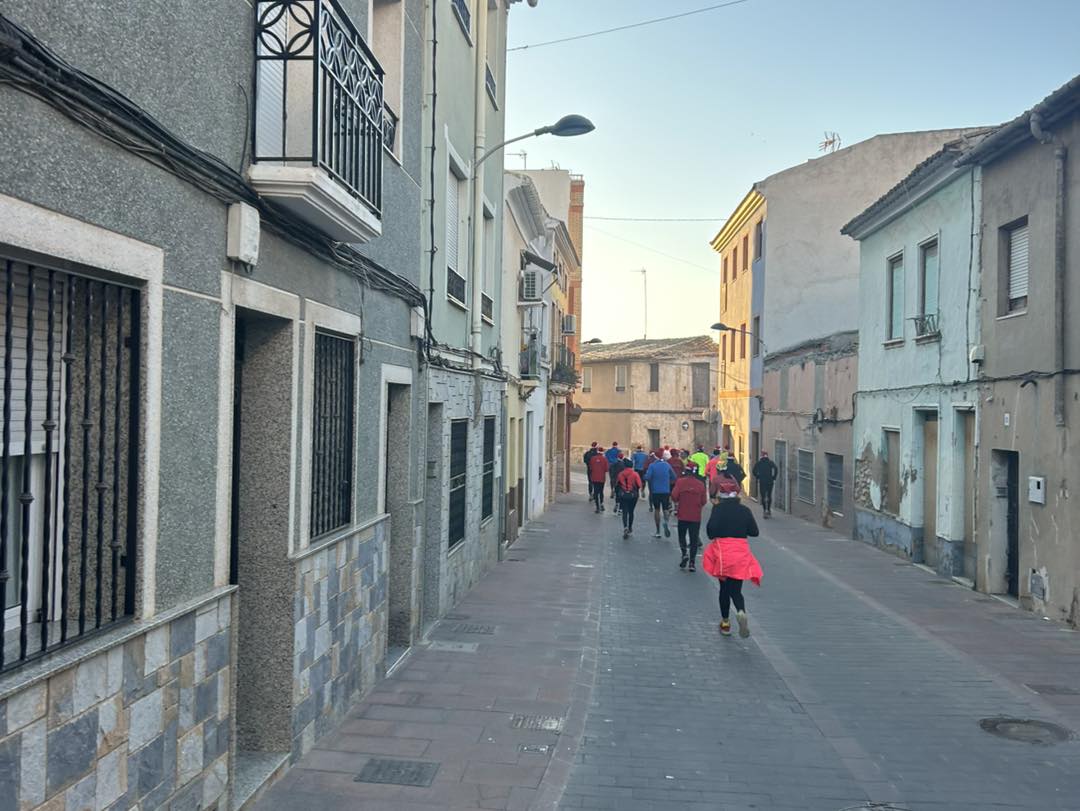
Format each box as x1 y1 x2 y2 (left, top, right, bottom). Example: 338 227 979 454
825 453 844 513
448 420 467 547
310 331 355 538
482 417 495 520
797 449 815 504
1 260 140 671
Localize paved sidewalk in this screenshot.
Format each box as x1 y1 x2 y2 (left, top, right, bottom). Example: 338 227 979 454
257 485 1080 811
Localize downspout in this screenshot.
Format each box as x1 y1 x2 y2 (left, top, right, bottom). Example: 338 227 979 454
1029 111 1067 427
469 4 489 368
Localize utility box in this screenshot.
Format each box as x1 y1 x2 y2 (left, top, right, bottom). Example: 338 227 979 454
226 202 260 266
1028 475 1046 505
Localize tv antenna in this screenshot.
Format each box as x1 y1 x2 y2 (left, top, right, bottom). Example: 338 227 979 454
819 132 842 153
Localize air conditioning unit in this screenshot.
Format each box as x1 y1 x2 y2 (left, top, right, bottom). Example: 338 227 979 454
521 269 541 301
562 314 577 335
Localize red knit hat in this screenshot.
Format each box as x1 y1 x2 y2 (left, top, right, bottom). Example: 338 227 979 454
715 477 740 498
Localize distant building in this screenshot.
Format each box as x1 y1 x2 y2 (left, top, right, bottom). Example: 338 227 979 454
572 337 720 457
714 129 979 534
843 133 989 577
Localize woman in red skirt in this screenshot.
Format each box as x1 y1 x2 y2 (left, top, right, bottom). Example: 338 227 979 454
702 475 762 637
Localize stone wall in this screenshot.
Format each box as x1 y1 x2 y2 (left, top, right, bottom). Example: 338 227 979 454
0 591 233 811
290 520 387 763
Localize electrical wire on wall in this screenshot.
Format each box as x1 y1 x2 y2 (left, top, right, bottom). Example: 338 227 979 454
0 12 427 315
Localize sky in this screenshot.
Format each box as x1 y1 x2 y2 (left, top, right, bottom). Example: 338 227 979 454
503 0 1080 344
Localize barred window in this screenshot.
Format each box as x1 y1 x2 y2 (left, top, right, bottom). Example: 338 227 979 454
826 452 844 513
448 420 467 547
482 417 495 520
1 260 140 671
310 331 355 538
797 449 814 504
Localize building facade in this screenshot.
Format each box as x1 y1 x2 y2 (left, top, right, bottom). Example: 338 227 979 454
843 137 986 577
572 338 719 456
715 130 977 534
957 78 1080 622
0 0 428 807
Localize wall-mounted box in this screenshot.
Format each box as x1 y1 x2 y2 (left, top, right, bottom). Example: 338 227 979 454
1029 476 1046 505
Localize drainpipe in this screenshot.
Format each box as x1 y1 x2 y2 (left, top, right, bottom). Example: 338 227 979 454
469 5 489 369
1029 111 1067 427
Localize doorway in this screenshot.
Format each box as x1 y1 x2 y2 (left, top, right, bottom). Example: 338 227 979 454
750 431 760 498
230 311 294 768
990 449 1020 597
773 439 787 512
384 381 413 664
959 411 976 580
648 428 660 452
524 411 534 520
920 412 939 568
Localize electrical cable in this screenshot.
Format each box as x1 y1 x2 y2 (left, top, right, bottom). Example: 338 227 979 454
584 224 716 273
585 216 728 223
0 12 427 314
508 0 751 52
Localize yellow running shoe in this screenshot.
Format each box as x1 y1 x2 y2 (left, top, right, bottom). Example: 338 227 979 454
719 621 731 636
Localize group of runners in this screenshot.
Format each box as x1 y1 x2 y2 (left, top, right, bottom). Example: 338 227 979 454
582 441 779 638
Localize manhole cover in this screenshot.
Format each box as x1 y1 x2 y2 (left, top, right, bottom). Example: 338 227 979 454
510 714 564 733
427 641 478 653
1026 684 1080 696
518 744 552 754
354 758 439 786
978 717 1072 745
446 623 495 635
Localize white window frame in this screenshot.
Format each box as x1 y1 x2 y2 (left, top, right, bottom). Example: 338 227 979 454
886 251 904 342
615 364 627 392
918 235 939 318
481 201 495 324
581 366 592 393
0 192 164 619
1003 218 1029 315
445 135 469 309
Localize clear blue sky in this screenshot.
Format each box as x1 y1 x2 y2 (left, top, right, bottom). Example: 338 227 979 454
504 0 1080 343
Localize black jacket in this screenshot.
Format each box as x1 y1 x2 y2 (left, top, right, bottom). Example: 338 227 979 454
724 459 746 483
752 458 778 483
706 500 759 540
583 448 598 466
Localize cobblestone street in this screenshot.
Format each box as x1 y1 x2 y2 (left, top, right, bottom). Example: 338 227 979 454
257 482 1080 811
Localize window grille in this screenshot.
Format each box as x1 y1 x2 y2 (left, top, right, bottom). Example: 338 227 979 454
448 420 467 547
826 453 844 513
482 417 495 520
649 363 659 392
1 260 140 671
310 331 355 538
797 449 814 504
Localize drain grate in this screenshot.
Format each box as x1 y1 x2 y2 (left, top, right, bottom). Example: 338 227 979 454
1026 684 1080 696
510 714 564 733
978 717 1072 745
518 743 552 754
427 641 478 653
443 613 469 620
506 557 526 562
354 758 440 786
446 623 496 635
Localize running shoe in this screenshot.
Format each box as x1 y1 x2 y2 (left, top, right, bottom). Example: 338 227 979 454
719 621 731 636
736 611 750 638
622 528 630 539
679 554 688 569
653 531 661 538
687 560 696 572
662 515 670 538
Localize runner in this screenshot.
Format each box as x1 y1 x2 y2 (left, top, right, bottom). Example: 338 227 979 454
611 452 627 515
752 451 778 518
587 447 609 513
631 445 648 475
605 442 622 501
668 449 685 478
670 460 708 571
583 441 600 504
723 449 747 488
642 449 658 508
704 446 724 480
615 461 643 539
702 477 762 637
689 445 710 482
643 452 675 538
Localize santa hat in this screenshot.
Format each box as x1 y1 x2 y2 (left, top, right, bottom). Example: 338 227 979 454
591 441 598 448
715 477 740 498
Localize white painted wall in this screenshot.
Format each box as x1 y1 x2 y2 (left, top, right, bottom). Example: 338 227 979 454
520 169 571 221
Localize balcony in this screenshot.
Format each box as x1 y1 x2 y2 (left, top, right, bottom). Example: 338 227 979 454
520 344 540 381
913 312 940 342
251 0 385 243
551 344 578 391
382 102 398 154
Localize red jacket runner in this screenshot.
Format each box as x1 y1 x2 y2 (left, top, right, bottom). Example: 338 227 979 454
670 475 707 522
588 453 609 483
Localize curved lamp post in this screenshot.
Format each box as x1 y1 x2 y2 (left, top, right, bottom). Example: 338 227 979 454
711 321 768 356
474 114 595 172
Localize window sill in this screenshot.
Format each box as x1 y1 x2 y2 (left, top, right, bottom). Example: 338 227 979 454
882 338 905 350
383 145 403 167
797 497 815 505
914 331 941 345
615 387 626 392
996 310 1027 321
481 314 494 326
447 293 469 312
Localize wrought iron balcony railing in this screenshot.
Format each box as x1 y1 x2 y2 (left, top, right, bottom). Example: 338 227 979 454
520 344 540 380
913 312 940 338
382 103 398 154
254 0 385 218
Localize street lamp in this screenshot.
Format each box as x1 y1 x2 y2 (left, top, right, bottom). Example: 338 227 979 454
474 114 596 171
583 338 603 345
711 321 767 355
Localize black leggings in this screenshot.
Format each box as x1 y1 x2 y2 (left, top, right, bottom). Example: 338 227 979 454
591 483 604 509
760 480 774 512
620 495 637 529
719 578 745 619
677 520 700 560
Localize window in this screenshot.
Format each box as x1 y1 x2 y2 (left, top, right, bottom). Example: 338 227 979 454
481 209 495 322
649 362 659 392
732 247 738 280
729 330 736 362
751 316 761 357
648 429 661 451
721 334 727 368
883 429 901 514
582 366 592 392
1004 219 1029 313
482 417 495 520
887 253 904 340
919 240 939 317
446 167 466 304
448 420 467 547
740 323 747 359
450 0 471 39
0 261 141 669
721 259 728 311
311 331 356 538
742 234 749 270
797 449 814 503
372 0 404 157
615 365 627 392
754 219 764 258
691 363 710 407
825 453 844 513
